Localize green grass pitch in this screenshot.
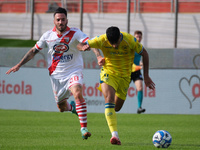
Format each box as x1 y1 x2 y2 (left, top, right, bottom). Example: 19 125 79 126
0 109 200 150
0 39 37 47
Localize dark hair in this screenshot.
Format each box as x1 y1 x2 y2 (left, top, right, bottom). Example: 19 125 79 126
106 26 121 44
54 7 67 17
134 30 142 36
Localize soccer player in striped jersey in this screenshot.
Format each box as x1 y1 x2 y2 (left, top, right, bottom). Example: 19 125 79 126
6 7 91 140
77 26 155 145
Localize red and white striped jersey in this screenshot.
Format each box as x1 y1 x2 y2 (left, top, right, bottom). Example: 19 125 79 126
35 26 89 79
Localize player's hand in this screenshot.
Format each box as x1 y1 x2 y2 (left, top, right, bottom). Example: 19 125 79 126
97 56 105 66
6 64 20 74
81 44 91 51
144 76 155 90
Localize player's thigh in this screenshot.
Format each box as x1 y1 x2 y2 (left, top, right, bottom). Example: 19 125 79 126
50 77 70 103
115 77 130 101
68 72 84 101
101 82 115 103
100 70 118 91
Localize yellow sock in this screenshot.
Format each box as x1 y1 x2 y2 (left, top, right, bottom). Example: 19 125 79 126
105 103 117 133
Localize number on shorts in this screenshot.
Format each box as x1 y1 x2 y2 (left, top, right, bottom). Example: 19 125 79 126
70 76 79 83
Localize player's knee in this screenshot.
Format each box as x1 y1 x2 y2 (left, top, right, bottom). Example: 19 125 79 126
58 107 65 112
73 92 82 99
57 104 65 112
115 107 121 112
137 88 143 91
60 108 65 112
73 92 84 103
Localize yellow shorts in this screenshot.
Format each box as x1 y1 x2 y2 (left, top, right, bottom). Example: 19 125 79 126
99 69 130 100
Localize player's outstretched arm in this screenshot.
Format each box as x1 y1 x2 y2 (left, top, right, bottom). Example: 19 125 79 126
92 48 105 66
140 48 155 90
6 46 39 74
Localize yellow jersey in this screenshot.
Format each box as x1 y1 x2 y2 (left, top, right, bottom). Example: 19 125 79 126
88 32 143 77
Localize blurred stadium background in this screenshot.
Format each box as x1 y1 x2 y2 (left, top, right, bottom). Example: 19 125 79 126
0 0 200 48
0 0 200 69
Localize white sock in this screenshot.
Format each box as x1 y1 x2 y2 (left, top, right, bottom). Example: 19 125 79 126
81 127 87 130
112 131 119 139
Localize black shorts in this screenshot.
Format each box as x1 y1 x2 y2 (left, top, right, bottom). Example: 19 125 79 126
130 70 143 82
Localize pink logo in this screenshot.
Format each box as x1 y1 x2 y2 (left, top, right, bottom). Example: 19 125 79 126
0 80 32 95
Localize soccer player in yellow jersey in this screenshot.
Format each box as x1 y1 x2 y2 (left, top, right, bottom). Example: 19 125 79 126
77 26 155 145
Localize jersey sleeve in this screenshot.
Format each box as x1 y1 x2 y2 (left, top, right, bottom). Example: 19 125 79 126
75 29 89 43
35 33 47 51
87 35 105 49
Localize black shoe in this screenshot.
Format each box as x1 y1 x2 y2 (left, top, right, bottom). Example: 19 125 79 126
137 107 146 114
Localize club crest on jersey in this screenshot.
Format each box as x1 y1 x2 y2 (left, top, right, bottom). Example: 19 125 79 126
64 37 70 43
53 43 69 53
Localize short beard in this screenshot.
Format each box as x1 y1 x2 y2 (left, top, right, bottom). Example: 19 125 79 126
59 27 66 33
56 24 67 33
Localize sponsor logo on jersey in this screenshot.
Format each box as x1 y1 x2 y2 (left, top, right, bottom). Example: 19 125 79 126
53 54 73 62
60 54 73 62
53 43 69 53
109 51 128 55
